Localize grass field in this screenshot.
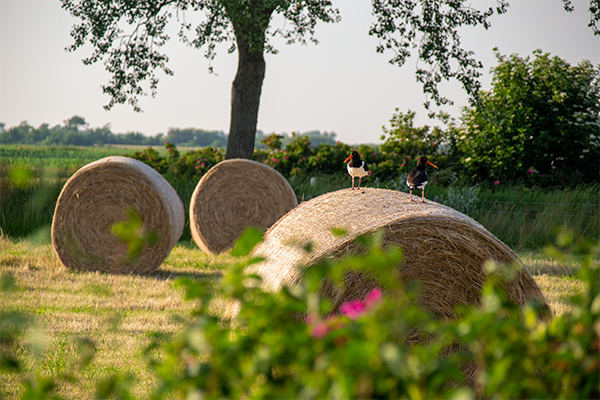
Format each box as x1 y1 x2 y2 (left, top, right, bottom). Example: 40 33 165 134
0 234 593 399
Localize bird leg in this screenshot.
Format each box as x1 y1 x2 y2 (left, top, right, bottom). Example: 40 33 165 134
358 177 362 189
409 190 415 202
421 189 426 203
351 177 355 190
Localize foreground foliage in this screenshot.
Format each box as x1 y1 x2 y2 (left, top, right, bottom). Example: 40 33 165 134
2 229 598 399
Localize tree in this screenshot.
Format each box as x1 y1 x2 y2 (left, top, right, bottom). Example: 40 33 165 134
62 0 596 159
458 50 600 185
61 0 340 159
64 115 87 131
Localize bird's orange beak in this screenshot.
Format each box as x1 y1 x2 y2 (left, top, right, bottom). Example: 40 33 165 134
344 155 352 163
427 160 439 169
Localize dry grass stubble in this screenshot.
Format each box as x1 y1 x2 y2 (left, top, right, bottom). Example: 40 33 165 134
0 236 222 399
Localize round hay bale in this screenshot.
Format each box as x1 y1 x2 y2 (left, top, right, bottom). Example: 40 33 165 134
250 188 547 319
189 159 298 254
52 156 185 274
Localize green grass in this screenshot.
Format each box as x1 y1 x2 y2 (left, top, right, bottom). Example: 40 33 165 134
470 185 599 251
0 144 135 169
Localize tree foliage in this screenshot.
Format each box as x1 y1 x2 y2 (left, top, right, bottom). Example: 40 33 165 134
61 0 340 159
63 0 560 159
458 50 600 185
0 117 228 147
370 0 509 110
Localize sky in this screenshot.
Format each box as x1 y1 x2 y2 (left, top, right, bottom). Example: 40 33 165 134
1 0 598 145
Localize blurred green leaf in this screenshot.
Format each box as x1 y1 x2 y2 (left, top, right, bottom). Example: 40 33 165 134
231 227 264 257
110 207 159 261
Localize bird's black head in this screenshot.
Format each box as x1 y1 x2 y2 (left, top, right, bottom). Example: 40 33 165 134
417 156 439 169
344 150 361 163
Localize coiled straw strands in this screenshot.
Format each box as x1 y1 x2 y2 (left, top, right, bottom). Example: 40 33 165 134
251 188 548 319
52 156 185 274
190 159 298 254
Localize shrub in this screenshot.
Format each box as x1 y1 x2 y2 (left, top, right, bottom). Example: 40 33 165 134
458 50 600 186
145 229 599 400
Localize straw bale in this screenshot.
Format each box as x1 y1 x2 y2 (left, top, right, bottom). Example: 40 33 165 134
52 156 185 274
251 188 548 319
189 159 298 254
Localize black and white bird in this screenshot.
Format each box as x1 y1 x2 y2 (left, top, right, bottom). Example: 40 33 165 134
344 150 371 190
406 156 438 202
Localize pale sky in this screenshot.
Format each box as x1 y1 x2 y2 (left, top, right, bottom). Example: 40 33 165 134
1 0 598 144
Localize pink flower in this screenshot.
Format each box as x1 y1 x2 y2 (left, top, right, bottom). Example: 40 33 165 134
365 288 382 307
307 314 341 338
340 300 366 320
401 163 405 167
201 162 206 168
340 288 382 320
528 169 534 174
311 320 329 338
494 180 499 185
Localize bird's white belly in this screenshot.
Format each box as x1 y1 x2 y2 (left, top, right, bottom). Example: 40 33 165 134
348 163 369 177
407 179 428 189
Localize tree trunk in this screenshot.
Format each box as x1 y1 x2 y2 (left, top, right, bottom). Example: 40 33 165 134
225 39 266 160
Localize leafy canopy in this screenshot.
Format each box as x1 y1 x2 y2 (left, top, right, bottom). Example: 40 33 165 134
458 49 600 185
61 0 340 111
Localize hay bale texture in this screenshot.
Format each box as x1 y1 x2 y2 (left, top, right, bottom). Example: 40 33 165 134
251 188 547 319
52 156 185 274
190 159 298 254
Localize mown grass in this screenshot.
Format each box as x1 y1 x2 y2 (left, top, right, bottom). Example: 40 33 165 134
0 237 225 399
0 233 594 399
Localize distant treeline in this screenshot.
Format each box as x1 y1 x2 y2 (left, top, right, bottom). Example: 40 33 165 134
0 116 337 148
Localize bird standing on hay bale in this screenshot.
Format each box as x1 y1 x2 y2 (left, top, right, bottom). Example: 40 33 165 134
344 150 371 190
407 156 438 202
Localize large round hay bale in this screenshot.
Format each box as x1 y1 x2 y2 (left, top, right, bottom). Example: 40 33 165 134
52 156 185 274
251 188 547 319
190 159 298 254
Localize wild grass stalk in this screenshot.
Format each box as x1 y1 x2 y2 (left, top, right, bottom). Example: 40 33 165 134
472 185 599 250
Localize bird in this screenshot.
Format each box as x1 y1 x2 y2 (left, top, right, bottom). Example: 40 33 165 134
406 156 438 202
344 150 371 190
